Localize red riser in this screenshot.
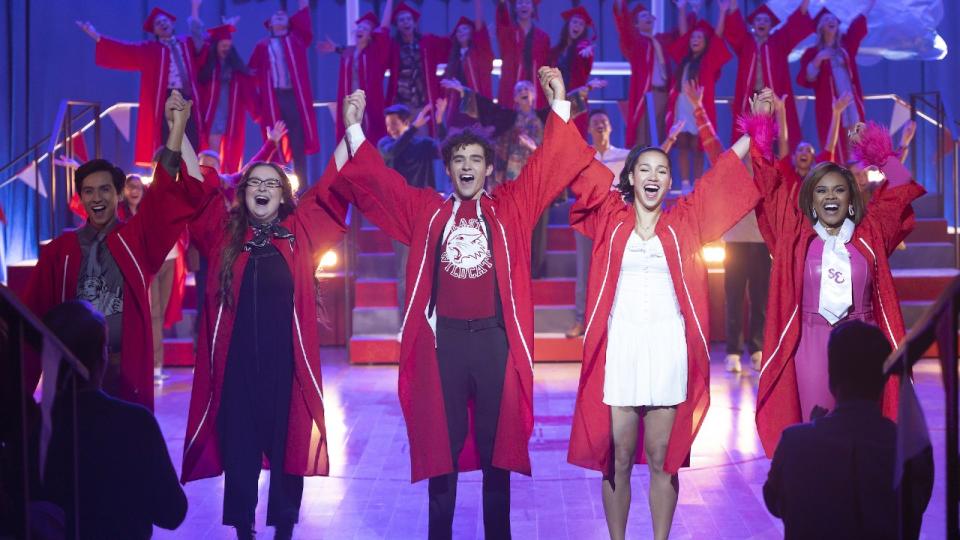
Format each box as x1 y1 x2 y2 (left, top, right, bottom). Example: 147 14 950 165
356 280 398 307
893 273 957 301
548 227 575 251
532 278 576 305
906 219 950 244
163 339 195 367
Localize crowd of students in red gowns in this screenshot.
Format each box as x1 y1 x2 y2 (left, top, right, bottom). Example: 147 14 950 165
15 0 940 539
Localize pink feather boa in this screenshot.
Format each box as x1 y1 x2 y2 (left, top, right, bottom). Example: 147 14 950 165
851 121 899 167
736 113 776 161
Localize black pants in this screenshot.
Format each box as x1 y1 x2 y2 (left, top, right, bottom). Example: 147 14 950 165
218 342 303 529
429 318 511 540
160 88 201 153
531 210 550 279
723 242 771 355
275 89 308 192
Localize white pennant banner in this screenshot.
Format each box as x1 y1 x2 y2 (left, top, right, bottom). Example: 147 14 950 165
6 161 48 198
108 106 131 141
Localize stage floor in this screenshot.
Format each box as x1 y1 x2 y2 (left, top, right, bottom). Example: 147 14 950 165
151 347 949 539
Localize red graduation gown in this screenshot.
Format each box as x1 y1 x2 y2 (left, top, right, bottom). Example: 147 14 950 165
336 27 392 144
797 15 868 165
495 2 550 108
724 6 814 150
95 36 207 167
385 32 450 116
752 149 924 457
180 157 348 482
249 7 320 159
333 111 595 482
198 60 258 174
665 31 732 136
551 39 594 136
612 5 674 148
566 149 757 475
23 159 219 410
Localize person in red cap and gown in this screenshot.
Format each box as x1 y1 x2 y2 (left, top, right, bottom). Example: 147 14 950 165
612 0 680 148
797 2 875 164
385 1 450 137
193 12 259 175
248 0 318 191
550 6 595 137
723 0 813 149
441 0 493 127
496 0 551 108
77 7 206 167
318 7 392 143
664 2 732 185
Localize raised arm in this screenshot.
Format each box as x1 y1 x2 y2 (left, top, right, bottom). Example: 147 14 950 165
569 159 618 240
715 0 730 37
613 0 641 56
381 0 394 30
722 3 749 54
683 81 724 162
289 4 313 45
188 0 205 50
777 0 814 51
677 0 689 35
91 30 150 71
495 0 515 49
333 90 441 246
292 155 349 254
823 92 851 161
773 93 790 160
494 67 597 231
845 13 868 54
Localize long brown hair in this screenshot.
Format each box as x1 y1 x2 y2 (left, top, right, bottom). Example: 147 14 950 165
217 162 297 308
798 162 866 225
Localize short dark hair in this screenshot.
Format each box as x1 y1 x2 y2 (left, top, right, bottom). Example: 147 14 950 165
75 159 125 196
828 320 891 402
798 162 866 225
440 127 495 168
42 300 107 383
383 104 412 122
588 109 609 122
616 146 670 203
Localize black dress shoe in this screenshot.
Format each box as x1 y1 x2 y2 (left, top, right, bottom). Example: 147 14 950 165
274 524 294 540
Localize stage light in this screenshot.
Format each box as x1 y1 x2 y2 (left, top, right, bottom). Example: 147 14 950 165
319 249 338 270
702 245 726 263
140 175 153 186
287 172 300 193
866 167 886 183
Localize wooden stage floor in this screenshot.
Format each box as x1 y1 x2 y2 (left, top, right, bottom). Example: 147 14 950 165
151 346 949 539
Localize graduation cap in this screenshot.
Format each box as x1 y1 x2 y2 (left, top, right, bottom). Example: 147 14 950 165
691 19 715 39
630 2 650 19
207 24 236 43
392 2 421 24
813 7 837 29
450 16 474 38
143 7 176 33
355 11 379 29
561 6 594 27
746 4 781 27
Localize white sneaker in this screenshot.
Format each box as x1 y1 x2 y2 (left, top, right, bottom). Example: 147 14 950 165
751 351 763 371
725 354 742 373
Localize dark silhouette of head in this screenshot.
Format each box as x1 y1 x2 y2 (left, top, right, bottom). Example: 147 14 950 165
827 320 891 403
42 300 107 389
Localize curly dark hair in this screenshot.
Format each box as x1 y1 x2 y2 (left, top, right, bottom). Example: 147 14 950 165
440 127 495 168
798 162 866 225
218 161 297 308
616 146 671 204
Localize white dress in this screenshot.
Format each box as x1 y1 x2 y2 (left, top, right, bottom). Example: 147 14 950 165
603 232 688 407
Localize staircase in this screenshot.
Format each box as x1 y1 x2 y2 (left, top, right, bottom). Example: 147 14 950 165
159 193 959 366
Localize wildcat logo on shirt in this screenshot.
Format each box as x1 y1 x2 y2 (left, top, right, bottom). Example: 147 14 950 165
441 218 493 279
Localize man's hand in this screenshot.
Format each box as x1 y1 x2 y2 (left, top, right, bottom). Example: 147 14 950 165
435 97 449 121
586 78 608 91
343 89 367 128
832 91 852 115
538 66 565 103
413 103 433 129
578 43 595 58
440 78 466 97
76 20 100 42
317 36 337 54
267 120 288 144
799 0 810 14
682 80 703 108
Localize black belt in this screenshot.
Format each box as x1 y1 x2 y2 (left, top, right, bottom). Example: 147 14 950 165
437 316 501 332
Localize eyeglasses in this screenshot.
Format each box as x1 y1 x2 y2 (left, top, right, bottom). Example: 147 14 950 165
245 177 282 189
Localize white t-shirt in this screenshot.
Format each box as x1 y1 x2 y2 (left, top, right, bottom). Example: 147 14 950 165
595 145 631 187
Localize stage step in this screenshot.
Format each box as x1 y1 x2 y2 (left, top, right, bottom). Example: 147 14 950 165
890 242 955 269
348 333 584 364
906 218 950 244
162 338 194 367
911 193 943 220
892 268 960 301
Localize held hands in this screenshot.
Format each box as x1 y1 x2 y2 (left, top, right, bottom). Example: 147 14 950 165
413 103 433 129
267 120 288 144
749 88 775 117
538 66 565 103
165 90 192 129
76 20 100 42
682 80 704 108
343 89 367 128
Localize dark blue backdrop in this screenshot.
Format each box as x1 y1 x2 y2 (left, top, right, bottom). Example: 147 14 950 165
1 0 959 277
